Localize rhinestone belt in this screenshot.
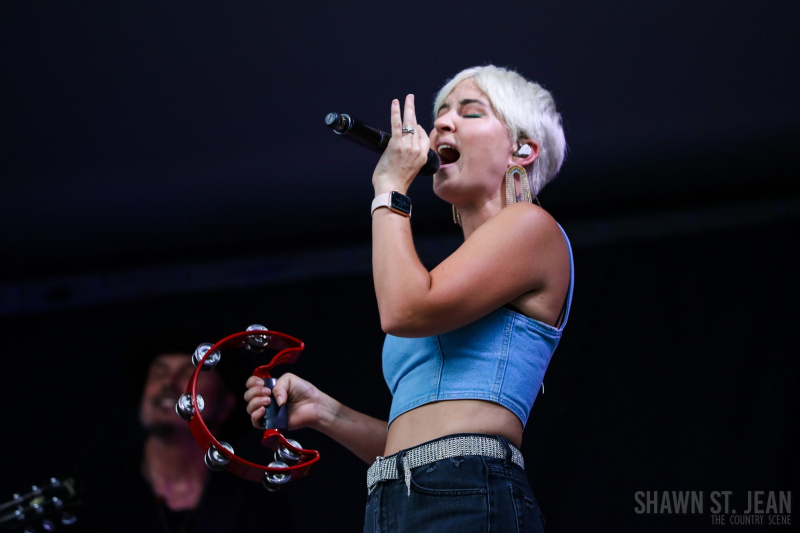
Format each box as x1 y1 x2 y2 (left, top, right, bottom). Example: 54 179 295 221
366 434 525 495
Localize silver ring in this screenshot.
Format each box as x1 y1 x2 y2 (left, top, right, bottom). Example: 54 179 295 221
401 125 416 134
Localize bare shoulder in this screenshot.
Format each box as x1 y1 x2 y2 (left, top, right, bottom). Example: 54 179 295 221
473 202 565 250
461 202 569 291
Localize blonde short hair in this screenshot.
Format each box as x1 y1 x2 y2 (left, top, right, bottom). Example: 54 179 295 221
433 65 567 195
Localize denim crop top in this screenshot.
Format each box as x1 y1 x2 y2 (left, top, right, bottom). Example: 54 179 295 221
382 226 574 428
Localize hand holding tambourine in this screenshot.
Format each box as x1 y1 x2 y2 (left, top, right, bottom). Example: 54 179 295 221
175 325 320 491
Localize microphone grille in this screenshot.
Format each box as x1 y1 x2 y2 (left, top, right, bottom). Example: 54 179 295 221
324 112 349 133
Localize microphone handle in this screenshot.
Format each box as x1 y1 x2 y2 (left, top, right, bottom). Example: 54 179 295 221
325 112 440 175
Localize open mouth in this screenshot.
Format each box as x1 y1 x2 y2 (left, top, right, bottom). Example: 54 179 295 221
437 144 461 165
154 394 178 410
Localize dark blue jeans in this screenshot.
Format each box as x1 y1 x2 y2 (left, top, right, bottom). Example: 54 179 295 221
363 437 545 532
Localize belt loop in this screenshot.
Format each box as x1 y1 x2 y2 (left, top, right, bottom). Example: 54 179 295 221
496 435 513 468
396 450 411 496
395 450 406 478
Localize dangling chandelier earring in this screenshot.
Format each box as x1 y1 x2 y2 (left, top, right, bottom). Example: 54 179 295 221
505 165 533 206
452 205 462 226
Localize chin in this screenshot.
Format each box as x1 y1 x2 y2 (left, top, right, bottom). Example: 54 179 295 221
143 421 178 437
433 171 463 200
431 177 447 200
432 167 454 185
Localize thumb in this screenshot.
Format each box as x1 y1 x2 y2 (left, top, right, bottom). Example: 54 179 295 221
272 377 290 407
274 391 286 407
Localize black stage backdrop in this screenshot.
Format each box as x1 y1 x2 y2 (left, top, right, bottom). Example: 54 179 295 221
1 214 797 533
3 1 798 530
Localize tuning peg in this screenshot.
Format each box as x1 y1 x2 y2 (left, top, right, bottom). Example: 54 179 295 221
204 442 234 471
175 393 204 421
191 343 221 369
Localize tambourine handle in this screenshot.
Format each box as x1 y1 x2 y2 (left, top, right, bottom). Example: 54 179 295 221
262 377 288 430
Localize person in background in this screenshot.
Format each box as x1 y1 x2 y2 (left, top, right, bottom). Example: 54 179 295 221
78 337 297 533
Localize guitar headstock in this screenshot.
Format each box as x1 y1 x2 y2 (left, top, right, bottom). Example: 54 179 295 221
0 477 81 531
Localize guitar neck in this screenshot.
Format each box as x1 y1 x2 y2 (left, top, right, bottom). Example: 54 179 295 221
0 477 81 529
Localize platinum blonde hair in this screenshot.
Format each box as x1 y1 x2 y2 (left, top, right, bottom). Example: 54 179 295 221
433 65 567 195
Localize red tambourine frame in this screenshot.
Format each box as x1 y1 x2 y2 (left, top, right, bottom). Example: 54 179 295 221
182 328 320 487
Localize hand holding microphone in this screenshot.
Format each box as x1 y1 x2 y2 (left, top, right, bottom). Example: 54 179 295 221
324 110 440 176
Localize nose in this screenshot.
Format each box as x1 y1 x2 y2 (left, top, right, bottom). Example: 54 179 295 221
433 111 454 133
168 370 187 391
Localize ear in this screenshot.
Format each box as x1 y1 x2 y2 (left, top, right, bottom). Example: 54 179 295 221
511 140 539 166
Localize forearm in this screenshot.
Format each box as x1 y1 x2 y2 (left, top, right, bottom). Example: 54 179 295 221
313 389 388 464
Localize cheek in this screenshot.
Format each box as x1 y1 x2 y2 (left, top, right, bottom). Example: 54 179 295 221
142 382 159 397
464 143 505 171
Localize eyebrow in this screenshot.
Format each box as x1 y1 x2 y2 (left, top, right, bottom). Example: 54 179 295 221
437 98 489 114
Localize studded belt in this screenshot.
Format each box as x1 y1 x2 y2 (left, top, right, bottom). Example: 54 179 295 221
366 434 525 495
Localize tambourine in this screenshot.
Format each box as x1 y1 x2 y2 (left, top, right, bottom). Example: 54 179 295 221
175 324 320 491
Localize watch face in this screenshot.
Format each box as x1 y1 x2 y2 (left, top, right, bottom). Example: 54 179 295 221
390 191 411 215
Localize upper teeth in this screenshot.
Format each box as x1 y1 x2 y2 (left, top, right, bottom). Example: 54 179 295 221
437 144 455 154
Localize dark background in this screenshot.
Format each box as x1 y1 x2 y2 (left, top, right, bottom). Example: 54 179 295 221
2 1 798 531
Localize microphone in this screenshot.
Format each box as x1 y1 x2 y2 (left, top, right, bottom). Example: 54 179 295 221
324 112 440 175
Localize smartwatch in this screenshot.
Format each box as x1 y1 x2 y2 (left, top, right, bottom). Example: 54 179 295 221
371 191 412 217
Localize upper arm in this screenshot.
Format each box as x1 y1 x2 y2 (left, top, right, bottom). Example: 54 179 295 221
383 203 569 337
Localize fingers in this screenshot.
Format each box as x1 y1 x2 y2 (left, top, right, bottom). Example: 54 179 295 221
390 98 403 136
243 376 268 403
244 376 270 428
243 373 295 413
403 94 417 130
244 385 271 407
245 375 263 390
401 95 429 160
373 95 429 190
396 94 427 162
390 95 419 136
249 404 266 427
247 392 267 427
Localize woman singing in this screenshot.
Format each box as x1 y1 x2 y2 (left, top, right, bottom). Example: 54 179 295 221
245 65 573 532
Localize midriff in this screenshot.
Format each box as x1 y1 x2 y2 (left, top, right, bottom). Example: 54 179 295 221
384 399 523 456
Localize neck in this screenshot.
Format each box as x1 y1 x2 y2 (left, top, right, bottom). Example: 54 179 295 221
142 430 209 511
457 196 503 240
